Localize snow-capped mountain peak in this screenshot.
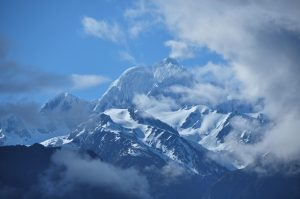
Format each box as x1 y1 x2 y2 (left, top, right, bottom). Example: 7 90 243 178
93 58 189 112
153 57 185 82
157 57 180 67
40 92 92 114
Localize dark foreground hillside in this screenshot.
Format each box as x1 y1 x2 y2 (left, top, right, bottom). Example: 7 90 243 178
206 162 300 199
1 144 300 199
0 144 137 199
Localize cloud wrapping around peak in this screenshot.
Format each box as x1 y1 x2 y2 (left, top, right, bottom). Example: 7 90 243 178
164 40 194 59
133 94 179 113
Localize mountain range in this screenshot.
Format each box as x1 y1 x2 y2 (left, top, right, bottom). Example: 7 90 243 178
0 58 298 199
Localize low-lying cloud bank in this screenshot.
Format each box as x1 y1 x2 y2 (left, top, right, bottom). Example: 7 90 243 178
37 149 151 199
0 147 151 199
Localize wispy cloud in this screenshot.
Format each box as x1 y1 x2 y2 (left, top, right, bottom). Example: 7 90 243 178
71 74 110 89
160 162 187 184
0 54 109 94
128 21 149 38
82 17 124 43
164 40 194 59
169 62 245 107
119 51 137 64
124 0 162 38
124 0 149 19
0 60 68 94
170 83 228 107
133 94 178 113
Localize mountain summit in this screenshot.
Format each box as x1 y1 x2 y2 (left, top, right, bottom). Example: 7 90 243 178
40 92 91 113
93 58 187 111
159 57 180 66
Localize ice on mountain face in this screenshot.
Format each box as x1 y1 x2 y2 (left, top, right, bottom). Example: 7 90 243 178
104 109 141 130
199 113 265 147
94 58 192 112
38 58 267 171
40 135 72 147
94 57 261 117
94 67 155 111
43 113 168 169
42 106 227 175
181 107 202 129
193 111 269 169
134 103 268 169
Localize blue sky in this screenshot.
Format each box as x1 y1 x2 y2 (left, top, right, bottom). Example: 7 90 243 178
0 0 225 103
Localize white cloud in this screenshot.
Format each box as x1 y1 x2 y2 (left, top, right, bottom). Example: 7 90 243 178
71 74 110 89
133 94 178 113
42 149 151 199
124 0 149 19
164 40 194 59
82 1 160 41
128 21 148 38
124 0 162 38
82 17 124 42
260 112 300 161
0 55 111 94
161 162 186 178
152 0 300 110
119 51 136 64
151 0 300 163
191 63 235 85
168 62 243 107
132 62 249 112
170 84 227 106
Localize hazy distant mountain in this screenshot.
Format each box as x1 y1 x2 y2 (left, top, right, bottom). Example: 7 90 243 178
0 92 93 146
